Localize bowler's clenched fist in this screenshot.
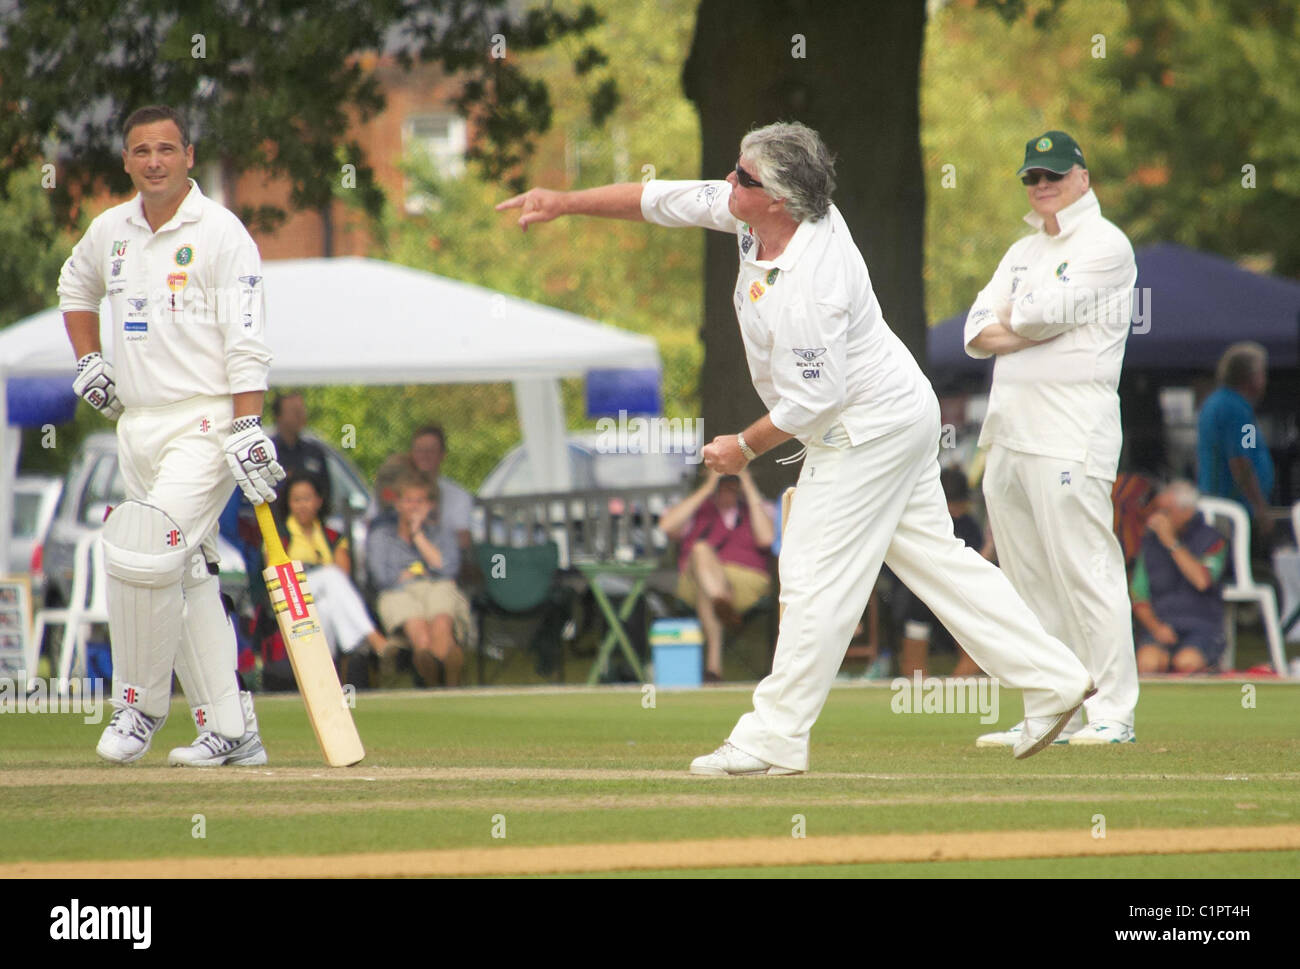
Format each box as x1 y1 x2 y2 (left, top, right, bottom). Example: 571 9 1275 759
702 435 748 475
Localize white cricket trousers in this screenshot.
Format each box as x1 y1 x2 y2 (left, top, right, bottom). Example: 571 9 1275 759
117 395 235 565
728 397 1092 771
982 445 1139 726
304 565 378 656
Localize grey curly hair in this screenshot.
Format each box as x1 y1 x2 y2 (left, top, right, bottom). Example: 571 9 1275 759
739 122 837 222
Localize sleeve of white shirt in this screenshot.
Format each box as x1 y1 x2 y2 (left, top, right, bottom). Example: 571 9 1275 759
962 244 1018 360
57 221 107 314
1008 239 1134 340
768 300 848 437
214 238 272 394
640 179 742 234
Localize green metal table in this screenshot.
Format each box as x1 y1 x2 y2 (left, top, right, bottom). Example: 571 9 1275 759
575 560 657 685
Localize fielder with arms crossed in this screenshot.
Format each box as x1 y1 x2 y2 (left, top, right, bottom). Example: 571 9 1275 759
499 122 1094 774
965 131 1139 748
58 105 285 766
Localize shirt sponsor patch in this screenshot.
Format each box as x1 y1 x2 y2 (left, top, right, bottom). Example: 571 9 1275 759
793 347 827 363
124 297 148 333
167 272 188 312
748 280 765 301
112 240 128 257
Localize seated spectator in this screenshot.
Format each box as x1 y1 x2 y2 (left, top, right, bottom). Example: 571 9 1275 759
271 392 332 512
366 469 473 687
660 467 773 682
1197 342 1274 543
273 471 389 669
375 424 474 577
894 468 988 678
1132 481 1228 674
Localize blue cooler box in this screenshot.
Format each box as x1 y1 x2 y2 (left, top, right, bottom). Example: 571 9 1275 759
650 618 703 687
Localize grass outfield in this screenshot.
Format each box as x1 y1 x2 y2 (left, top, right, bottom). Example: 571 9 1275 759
1 681 1297 877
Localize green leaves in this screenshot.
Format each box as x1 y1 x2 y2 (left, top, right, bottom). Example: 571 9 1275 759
0 0 613 230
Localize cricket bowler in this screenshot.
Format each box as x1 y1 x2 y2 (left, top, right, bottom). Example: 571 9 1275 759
499 121 1095 773
965 131 1139 748
58 104 284 766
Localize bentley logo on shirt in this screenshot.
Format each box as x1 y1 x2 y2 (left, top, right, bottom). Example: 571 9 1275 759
793 348 827 363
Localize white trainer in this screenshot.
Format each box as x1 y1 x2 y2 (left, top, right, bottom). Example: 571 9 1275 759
1067 720 1136 745
1014 682 1098 760
689 742 802 776
169 691 268 766
96 706 167 764
976 708 1083 748
168 730 268 767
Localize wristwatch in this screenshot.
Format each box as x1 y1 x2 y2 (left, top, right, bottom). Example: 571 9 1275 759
736 432 757 462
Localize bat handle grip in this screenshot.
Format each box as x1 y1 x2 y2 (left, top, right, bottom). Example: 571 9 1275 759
254 500 290 567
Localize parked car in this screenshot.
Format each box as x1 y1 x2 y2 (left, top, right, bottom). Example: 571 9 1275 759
475 433 695 560
12 475 63 602
40 431 374 610
477 432 694 498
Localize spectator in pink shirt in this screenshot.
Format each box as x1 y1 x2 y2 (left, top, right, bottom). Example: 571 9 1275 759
660 468 774 681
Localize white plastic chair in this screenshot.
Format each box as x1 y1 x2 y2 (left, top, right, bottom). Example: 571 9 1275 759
29 532 110 690
1196 497 1287 674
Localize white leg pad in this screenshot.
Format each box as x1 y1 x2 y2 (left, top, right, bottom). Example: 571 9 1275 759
174 565 244 739
102 501 189 719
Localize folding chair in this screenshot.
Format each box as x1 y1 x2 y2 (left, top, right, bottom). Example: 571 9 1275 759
29 532 110 689
1196 497 1287 674
472 541 571 684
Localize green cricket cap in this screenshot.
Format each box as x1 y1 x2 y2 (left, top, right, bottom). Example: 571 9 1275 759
1017 130 1086 175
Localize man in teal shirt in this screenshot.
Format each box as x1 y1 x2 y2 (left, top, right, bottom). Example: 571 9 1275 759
1197 342 1274 541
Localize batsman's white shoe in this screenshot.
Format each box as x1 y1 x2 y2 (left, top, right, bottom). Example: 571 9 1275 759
689 742 802 776
1067 720 1136 745
96 706 167 764
168 730 268 767
1014 682 1098 760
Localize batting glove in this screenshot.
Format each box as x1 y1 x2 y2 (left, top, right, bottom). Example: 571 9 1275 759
72 352 124 420
223 416 286 505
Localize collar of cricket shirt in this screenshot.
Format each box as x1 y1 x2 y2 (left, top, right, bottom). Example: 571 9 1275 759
127 178 204 232
758 210 819 272
1022 188 1099 240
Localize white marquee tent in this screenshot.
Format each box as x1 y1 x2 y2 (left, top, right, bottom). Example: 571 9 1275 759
0 257 662 567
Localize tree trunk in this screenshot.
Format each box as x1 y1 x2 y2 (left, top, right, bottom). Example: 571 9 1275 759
683 0 928 495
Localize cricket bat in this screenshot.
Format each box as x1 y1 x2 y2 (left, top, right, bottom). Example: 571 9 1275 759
254 501 365 767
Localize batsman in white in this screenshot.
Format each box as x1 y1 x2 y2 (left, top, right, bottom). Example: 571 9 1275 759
57 105 285 766
499 122 1095 773
964 131 1140 748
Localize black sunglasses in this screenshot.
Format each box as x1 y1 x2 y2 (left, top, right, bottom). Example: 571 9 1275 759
735 162 763 189
1021 170 1067 186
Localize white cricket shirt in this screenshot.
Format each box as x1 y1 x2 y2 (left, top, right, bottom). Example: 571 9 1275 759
58 179 271 409
963 190 1136 480
641 179 932 446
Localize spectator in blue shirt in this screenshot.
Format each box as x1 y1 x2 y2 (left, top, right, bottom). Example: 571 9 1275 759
1132 482 1228 673
1197 342 1274 540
